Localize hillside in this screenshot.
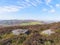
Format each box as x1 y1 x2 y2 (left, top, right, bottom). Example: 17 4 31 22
0 21 60 45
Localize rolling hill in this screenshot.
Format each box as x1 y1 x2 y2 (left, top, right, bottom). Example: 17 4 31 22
0 20 44 26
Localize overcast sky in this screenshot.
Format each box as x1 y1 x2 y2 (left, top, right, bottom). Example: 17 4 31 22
0 0 60 21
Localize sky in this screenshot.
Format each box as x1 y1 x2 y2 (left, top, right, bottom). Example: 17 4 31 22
0 0 60 21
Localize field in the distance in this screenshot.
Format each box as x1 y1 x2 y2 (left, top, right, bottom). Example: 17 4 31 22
20 22 43 26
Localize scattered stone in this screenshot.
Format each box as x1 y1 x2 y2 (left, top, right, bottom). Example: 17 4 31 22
12 29 29 35
41 29 55 35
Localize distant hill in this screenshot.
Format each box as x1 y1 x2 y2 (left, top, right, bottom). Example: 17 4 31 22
0 20 44 26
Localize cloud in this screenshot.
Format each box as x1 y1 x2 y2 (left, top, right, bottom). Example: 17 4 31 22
45 0 52 5
56 4 60 7
49 5 54 8
25 0 30 2
44 0 54 9
18 0 42 7
35 0 43 4
0 0 43 13
24 0 39 7
30 2 37 7
49 9 56 13
42 8 47 12
0 0 57 14
17 0 31 7
0 6 22 13
18 0 53 9
42 8 56 13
